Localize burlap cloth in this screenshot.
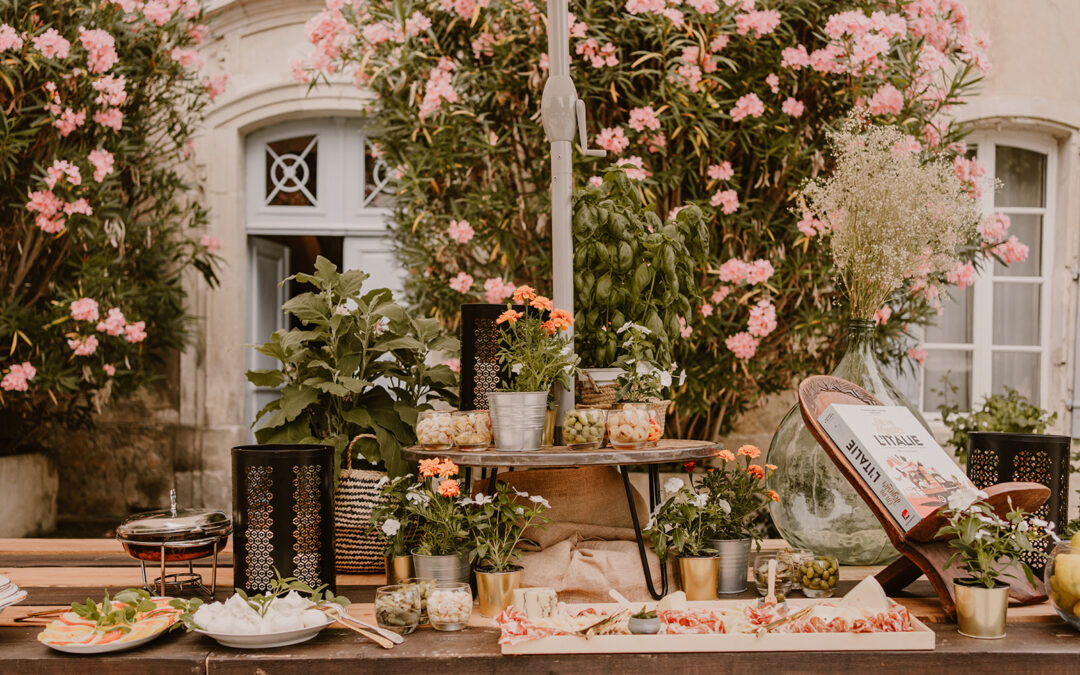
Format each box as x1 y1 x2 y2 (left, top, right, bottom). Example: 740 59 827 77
475 466 674 603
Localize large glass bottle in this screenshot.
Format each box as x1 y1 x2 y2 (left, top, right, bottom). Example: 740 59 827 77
766 319 930 565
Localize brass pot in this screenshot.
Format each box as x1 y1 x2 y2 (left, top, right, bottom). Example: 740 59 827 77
476 567 523 617
543 408 557 446
386 555 414 585
677 556 720 601
954 580 1009 639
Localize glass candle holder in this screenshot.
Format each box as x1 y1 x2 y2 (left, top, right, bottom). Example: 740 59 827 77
452 410 492 450
797 554 839 598
416 410 457 450
562 408 608 449
399 577 438 624
751 552 793 601
606 403 655 450
427 581 473 632
374 584 421 635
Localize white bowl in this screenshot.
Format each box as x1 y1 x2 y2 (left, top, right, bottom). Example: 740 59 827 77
194 616 335 649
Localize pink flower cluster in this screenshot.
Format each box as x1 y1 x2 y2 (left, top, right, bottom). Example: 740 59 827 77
78 28 118 74
419 58 459 119
90 305 146 343
70 298 100 322
678 316 692 339
449 272 474 294
730 93 764 122
992 236 1029 265
781 97 805 118
628 107 661 132
92 76 127 107
203 74 229 102
867 84 903 115
710 189 739 215
710 286 731 304
0 24 23 52
32 28 70 59
747 300 777 337
304 7 352 72
484 278 516 304
68 335 100 357
200 235 222 253
945 261 976 289
735 10 781 38
707 161 733 181
616 156 649 181
725 332 758 360
718 258 774 285
448 219 474 244
439 0 490 21
170 47 203 70
873 306 892 325
1 362 36 392
46 160 81 189
443 357 461 373
796 212 826 238
597 127 629 154
907 347 927 365
977 213 1009 243
576 39 618 68
88 149 115 183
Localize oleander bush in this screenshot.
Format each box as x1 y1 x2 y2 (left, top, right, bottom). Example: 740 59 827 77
0 0 224 447
301 0 1025 439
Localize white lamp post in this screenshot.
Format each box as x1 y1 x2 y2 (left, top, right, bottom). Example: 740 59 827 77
540 0 604 435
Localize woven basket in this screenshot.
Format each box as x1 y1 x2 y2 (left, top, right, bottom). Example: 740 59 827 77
334 434 387 574
576 372 617 409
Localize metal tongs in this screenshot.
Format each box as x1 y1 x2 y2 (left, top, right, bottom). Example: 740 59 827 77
319 605 400 649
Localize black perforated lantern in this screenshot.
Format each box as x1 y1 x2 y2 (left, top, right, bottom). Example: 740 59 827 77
966 432 1070 575
232 444 337 594
459 303 524 410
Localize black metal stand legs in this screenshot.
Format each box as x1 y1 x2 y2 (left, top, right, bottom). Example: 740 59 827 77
620 465 668 600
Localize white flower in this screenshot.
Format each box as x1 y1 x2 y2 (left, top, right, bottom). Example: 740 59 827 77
693 493 709 508
663 477 684 495
529 495 551 509
947 484 983 511
676 369 686 386
381 519 401 536
513 488 529 498
560 343 573 356
1017 521 1030 532
636 361 653 376
511 363 523 374
1031 517 1048 528
659 370 672 387
373 316 390 336
375 476 390 488
645 517 655 530
334 305 350 316
472 493 493 506
515 507 524 515
406 491 428 504
715 498 732 514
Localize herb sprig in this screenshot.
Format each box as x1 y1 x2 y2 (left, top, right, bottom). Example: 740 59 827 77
71 588 157 635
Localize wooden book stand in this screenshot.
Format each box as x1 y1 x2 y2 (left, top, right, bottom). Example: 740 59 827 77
797 375 1050 619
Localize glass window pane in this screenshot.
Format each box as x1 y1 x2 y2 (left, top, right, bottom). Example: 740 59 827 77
925 286 973 344
993 213 1041 277
995 146 1046 208
923 350 972 412
992 282 1041 346
265 135 318 207
992 351 1040 404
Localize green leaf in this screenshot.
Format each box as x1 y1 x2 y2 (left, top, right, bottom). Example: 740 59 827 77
279 386 321 422
246 369 285 388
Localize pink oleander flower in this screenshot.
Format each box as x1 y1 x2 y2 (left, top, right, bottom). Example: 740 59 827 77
483 277 516 304
892 134 921 156
45 160 81 189
92 75 127 107
405 11 432 37
711 286 731 303
419 57 458 119
660 8 684 26
70 298 100 322
539 53 549 71
700 303 714 317
142 0 174 26
55 108 87 137
78 27 118 74
628 106 661 132
978 213 1009 242
747 299 777 337
1 362 36 392
868 83 903 115
68 334 100 356
96 307 126 336
94 108 123 132
907 347 927 365
710 189 739 214
103 363 116 376
124 321 147 344
735 9 781 38
444 358 460 374
765 73 779 93
946 261 976 289
644 133 666 154
730 93 764 122
203 74 229 102
27 189 62 218
781 97 805 118
588 176 603 187
616 156 649 181
992 236 1029 265
32 28 70 59
487 131 498 145
449 272 474 294
447 219 474 244
688 0 719 13
781 44 810 69
88 149 115 183
678 316 692 339
717 259 749 284
873 305 892 325
291 58 311 83
170 47 203 70
796 211 824 237
746 259 774 285
597 127 629 154
200 234 222 253
64 199 93 217
707 161 733 181
625 0 666 15
710 34 729 52
0 24 23 52
725 331 759 360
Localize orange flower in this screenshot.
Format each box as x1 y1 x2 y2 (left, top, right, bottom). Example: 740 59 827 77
530 295 553 312
438 459 459 478
683 461 696 473
549 309 574 331
512 285 537 303
766 463 778 471
737 444 761 459
746 464 766 480
540 320 557 336
437 478 461 498
496 309 523 324
767 490 780 502
717 449 736 462
418 458 442 478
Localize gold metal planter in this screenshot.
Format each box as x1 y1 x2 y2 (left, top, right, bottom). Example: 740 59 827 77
677 556 720 601
476 567 523 617
954 581 1009 639
386 555 414 586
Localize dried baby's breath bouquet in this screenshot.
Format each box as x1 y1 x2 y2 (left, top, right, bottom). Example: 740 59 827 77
799 117 983 319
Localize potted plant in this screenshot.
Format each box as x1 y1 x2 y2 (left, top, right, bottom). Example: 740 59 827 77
938 385 1058 464
699 446 779 593
370 473 420 584
936 498 1057 639
464 483 551 617
612 322 678 445
644 477 725 600
488 285 578 451
403 458 472 586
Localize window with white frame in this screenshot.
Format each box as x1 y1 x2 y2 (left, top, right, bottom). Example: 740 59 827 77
896 131 1056 416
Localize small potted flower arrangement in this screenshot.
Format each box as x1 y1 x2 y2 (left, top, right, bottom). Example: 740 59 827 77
404 458 472 585
489 285 579 451
699 446 779 593
463 483 551 616
370 473 421 584
644 475 726 600
610 323 676 447
936 497 1057 639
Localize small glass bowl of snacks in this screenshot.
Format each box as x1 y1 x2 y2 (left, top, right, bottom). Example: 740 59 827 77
399 577 438 623
606 403 656 450
562 408 608 449
453 410 492 450
427 581 473 632
645 401 668 447
752 552 793 602
375 584 422 635
798 554 839 598
416 410 456 450
778 548 814 589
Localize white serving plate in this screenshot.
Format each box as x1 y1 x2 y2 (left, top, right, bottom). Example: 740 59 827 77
194 616 335 649
500 600 936 654
0 590 27 610
42 628 168 655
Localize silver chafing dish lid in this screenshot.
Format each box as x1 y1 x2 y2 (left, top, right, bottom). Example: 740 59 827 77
116 490 231 541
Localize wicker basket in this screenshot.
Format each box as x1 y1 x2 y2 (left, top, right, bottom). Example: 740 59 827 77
334 434 387 574
576 371 618 409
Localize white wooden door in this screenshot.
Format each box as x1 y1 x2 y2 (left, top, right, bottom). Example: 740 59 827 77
246 237 290 441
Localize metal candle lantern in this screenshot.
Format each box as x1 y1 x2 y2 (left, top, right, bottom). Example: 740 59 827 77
460 303 523 410
966 432 1070 574
232 444 337 594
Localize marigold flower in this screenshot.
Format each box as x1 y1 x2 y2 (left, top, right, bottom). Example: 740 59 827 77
496 309 523 324
418 458 442 478
767 490 780 502
737 444 761 459
683 461 696 473
438 459 459 478
512 285 537 303
437 478 460 498
530 295 553 312
548 309 573 330
766 463 778 471
717 449 735 462
540 320 557 336
746 464 766 480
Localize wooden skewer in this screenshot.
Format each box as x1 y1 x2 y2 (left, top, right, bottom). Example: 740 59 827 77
756 606 814 636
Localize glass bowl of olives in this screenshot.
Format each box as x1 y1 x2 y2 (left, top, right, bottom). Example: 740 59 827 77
562 408 607 449
798 554 839 598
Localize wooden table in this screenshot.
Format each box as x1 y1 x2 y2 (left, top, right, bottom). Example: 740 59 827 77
404 440 724 599
2 539 1078 673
